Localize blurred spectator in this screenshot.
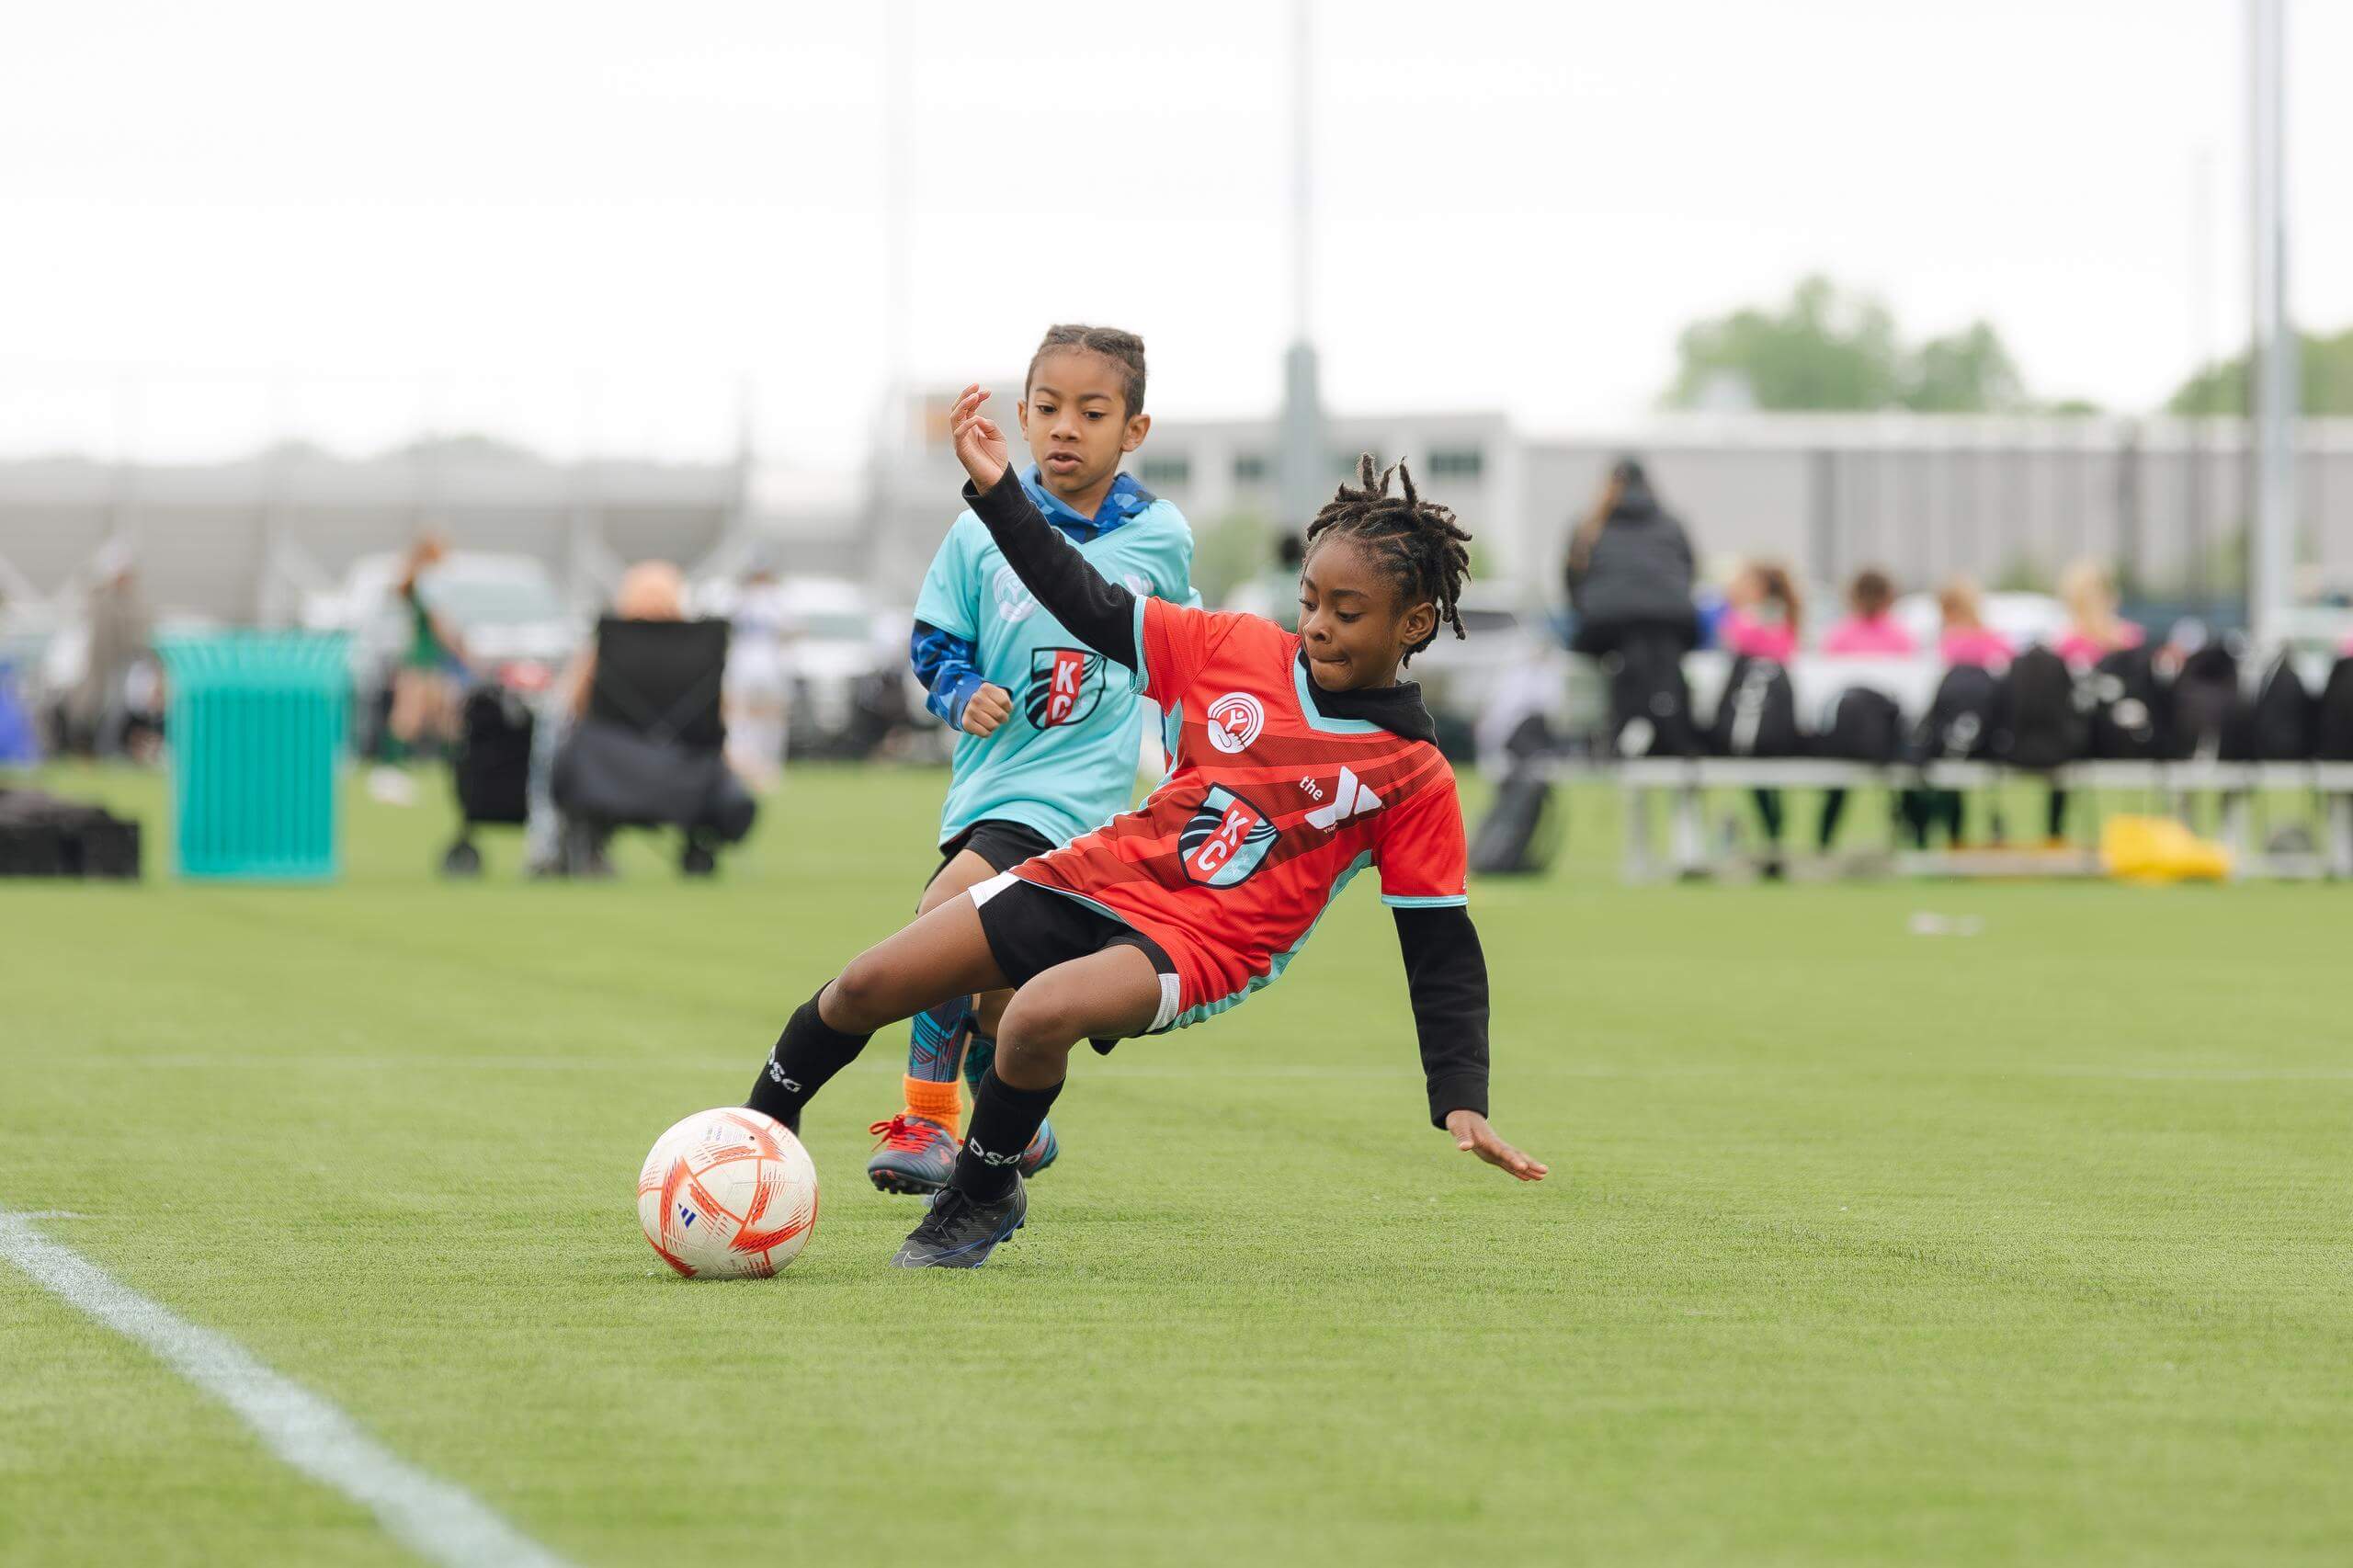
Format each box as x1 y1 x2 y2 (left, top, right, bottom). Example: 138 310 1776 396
64 541 152 757
723 559 796 791
2046 560 2143 844
2053 559 2142 670
1815 569 1915 851
1903 575 2012 849
530 560 718 877
387 532 470 764
1936 575 2013 668
1722 560 1801 868
0 585 35 767
1721 561 1801 661
1820 568 1916 655
1563 458 1698 657
1566 459 1701 755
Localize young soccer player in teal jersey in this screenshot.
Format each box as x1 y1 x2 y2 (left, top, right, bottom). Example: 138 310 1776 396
870 324 1198 1194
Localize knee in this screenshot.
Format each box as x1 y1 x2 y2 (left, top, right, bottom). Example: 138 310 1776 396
995 990 1083 1063
827 953 897 1031
973 987 1010 1039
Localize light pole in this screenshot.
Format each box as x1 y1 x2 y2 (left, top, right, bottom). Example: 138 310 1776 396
2246 0 2296 651
1275 0 1326 541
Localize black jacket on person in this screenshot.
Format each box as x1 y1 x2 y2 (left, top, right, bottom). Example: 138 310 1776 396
1564 483 1698 642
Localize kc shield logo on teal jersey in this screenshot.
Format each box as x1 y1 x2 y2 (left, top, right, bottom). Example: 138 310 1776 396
1179 786 1279 887
1025 647 1104 730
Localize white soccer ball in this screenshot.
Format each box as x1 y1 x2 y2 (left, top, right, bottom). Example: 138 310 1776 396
637 1108 820 1278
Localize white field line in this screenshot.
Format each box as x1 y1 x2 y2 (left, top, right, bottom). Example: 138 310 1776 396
0 1210 576 1568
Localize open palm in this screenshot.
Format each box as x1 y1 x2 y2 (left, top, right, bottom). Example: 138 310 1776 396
949 384 1010 490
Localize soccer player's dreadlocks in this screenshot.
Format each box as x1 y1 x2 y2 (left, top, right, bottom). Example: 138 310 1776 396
1304 454 1473 662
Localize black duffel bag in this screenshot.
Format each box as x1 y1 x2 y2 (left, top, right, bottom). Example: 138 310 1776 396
552 717 755 842
0 789 142 879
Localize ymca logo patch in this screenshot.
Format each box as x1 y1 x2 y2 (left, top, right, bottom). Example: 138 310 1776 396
1205 691 1265 755
1025 647 1104 729
993 564 1039 623
1179 786 1280 888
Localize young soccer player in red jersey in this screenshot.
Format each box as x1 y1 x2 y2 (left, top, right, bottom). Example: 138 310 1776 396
741 384 1546 1267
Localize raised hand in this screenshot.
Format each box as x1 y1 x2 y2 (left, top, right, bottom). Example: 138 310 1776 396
1444 1108 1549 1182
961 683 1014 737
949 384 1010 490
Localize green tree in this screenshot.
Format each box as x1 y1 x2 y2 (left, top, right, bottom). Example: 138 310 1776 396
1905 322 2025 413
1664 276 1904 411
1665 277 2031 414
2167 324 2353 415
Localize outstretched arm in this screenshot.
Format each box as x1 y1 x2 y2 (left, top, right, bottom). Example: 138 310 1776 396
1393 905 1547 1182
949 384 1139 667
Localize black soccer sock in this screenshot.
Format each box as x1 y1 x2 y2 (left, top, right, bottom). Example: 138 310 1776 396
745 987 873 1131
950 1068 1062 1202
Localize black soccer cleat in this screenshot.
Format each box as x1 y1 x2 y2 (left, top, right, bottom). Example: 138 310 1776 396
888 1179 1027 1269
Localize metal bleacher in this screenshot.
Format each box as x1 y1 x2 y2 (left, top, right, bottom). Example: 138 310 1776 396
1540 652 2353 883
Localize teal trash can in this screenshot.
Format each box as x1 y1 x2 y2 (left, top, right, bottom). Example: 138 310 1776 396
154 632 351 881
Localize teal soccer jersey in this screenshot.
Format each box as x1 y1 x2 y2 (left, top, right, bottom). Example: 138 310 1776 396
914 472 1195 850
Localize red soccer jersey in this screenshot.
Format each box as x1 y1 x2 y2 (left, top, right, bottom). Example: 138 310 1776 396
1011 597 1469 1028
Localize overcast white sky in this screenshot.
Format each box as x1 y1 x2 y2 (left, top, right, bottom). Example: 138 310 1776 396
1 0 2345 464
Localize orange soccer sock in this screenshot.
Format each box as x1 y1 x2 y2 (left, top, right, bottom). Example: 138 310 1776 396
904 1074 963 1136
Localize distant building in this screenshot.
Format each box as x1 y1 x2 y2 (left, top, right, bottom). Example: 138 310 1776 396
6 408 2350 628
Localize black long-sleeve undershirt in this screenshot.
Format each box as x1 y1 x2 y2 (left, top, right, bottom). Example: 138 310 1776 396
964 472 1139 667
1393 905 1490 1125
962 467 1490 1127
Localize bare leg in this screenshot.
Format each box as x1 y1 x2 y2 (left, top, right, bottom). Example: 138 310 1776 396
750 893 1014 1131
388 668 429 748
821 892 1012 1035
919 943 1162 1233
990 946 1164 1090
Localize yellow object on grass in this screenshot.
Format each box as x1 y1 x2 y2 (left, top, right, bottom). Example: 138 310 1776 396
2099 814 2233 883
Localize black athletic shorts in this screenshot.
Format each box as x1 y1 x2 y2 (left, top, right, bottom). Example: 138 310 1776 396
927 818 1054 888
969 871 1181 1042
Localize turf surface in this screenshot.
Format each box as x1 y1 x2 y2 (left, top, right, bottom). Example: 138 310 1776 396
3 763 2349 1565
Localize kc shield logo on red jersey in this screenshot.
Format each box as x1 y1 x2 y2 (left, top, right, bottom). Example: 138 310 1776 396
1025 647 1103 729
1178 786 1280 887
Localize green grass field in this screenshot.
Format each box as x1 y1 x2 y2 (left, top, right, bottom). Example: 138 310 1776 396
4 763 2350 1566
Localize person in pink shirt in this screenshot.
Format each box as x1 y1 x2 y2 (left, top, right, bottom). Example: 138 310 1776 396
1816 569 1915 850
1721 562 1801 661
2053 559 2143 670
2046 560 2143 843
1937 576 2012 668
1720 561 1801 871
1820 568 1916 656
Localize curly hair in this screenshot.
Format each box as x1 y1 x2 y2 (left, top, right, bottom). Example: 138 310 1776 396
1025 324 1147 418
1303 454 1473 663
